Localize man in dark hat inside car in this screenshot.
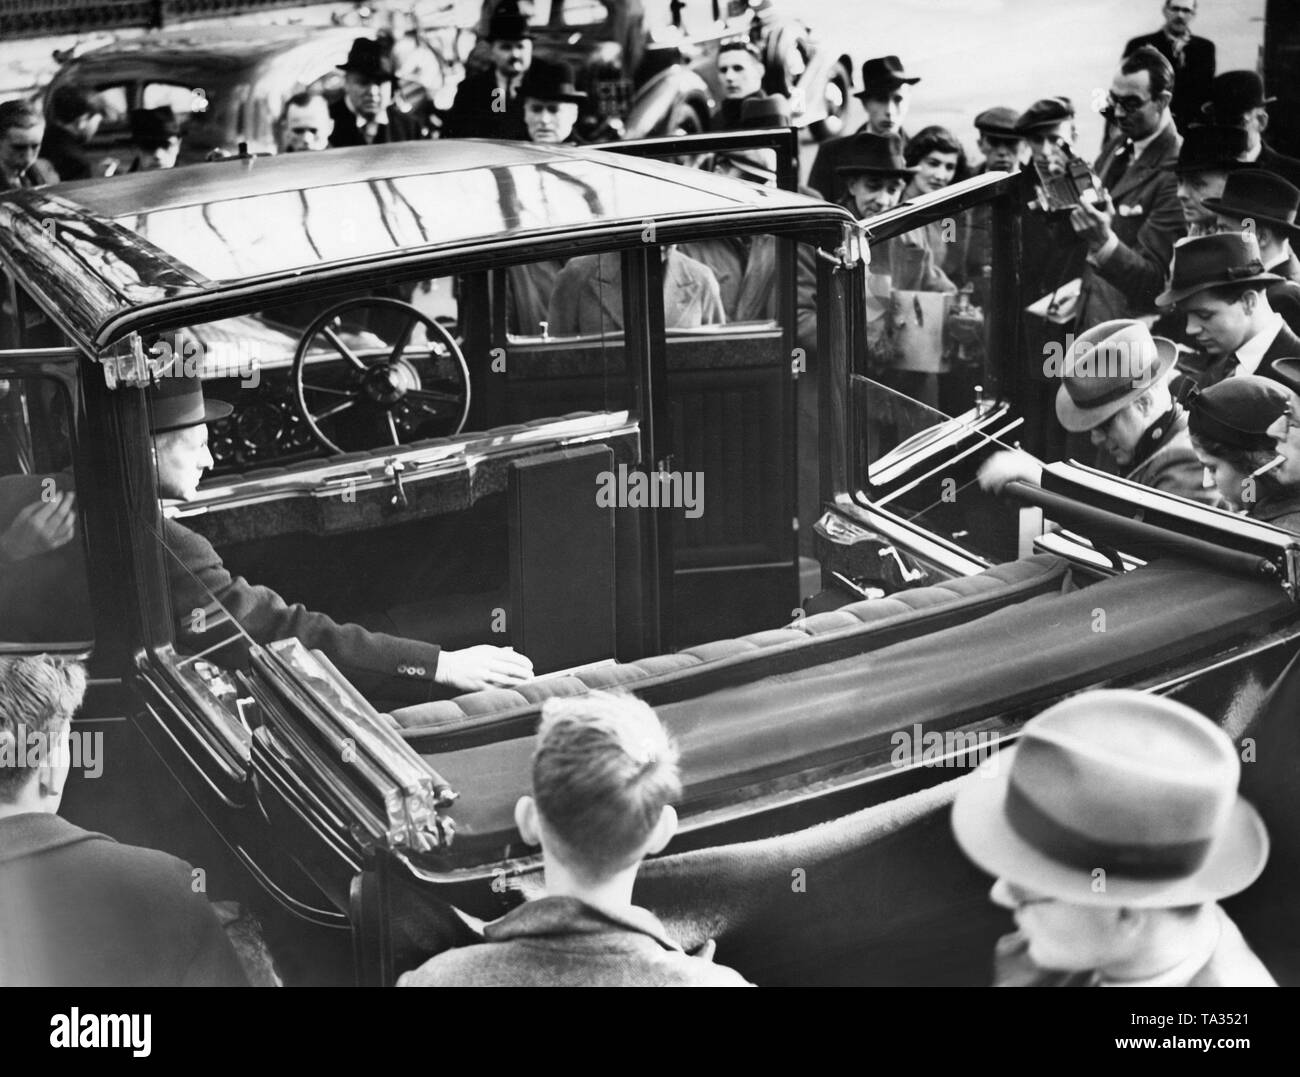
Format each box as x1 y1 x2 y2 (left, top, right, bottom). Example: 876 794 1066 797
2 368 535 700
329 37 430 147
129 106 181 172
443 3 534 140
1202 70 1300 188
148 372 533 699
807 55 920 200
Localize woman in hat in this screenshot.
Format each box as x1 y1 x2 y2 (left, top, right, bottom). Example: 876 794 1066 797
1187 374 1300 531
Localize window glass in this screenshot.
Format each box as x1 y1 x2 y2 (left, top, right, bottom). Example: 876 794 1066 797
149 259 634 708
0 377 92 646
860 202 1000 465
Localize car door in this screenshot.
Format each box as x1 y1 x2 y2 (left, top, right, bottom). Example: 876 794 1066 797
833 169 1040 569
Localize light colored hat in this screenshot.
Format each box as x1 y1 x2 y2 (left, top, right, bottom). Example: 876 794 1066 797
1054 319 1178 432
952 690 1269 907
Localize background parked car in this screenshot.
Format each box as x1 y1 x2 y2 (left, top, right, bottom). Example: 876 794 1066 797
466 0 850 141
41 25 435 171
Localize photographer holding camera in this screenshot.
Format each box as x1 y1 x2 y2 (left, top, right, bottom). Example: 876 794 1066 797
1072 46 1187 333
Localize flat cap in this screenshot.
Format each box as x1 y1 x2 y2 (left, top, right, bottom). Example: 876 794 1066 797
975 107 1021 139
1014 97 1074 134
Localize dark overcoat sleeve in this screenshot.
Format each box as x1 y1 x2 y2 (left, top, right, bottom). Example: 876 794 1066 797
162 518 444 702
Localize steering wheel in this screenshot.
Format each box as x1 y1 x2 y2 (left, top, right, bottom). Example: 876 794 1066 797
291 296 471 455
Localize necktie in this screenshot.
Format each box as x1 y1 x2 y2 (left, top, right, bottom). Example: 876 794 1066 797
1104 140 1134 192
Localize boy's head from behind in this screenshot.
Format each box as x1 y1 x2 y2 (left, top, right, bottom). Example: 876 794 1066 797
516 691 681 886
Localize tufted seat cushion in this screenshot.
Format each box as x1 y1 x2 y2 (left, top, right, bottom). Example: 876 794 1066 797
391 553 1070 733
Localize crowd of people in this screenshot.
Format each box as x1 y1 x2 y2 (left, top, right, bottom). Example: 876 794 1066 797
0 0 1295 989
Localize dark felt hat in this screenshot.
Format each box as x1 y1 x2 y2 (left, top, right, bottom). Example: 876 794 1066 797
717 146 778 184
1270 358 1300 396
517 58 586 104
1156 232 1283 308
974 106 1021 139
486 4 533 42
738 94 791 130
1203 168 1300 241
1202 70 1276 122
338 37 398 83
1187 374 1291 452
1175 124 1250 175
855 55 920 100
835 132 915 178
149 372 232 434
130 106 180 147
1014 96 1074 135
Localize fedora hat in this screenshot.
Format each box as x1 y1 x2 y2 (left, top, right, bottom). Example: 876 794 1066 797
1053 319 1178 432
1203 168 1300 241
738 94 791 130
1174 124 1249 175
855 55 920 100
1013 96 1074 135
517 58 586 104
1187 374 1291 452
130 106 180 148
717 145 777 184
952 690 1269 908
149 371 232 434
1202 70 1276 122
486 3 533 42
1156 232 1283 308
338 37 398 84
835 132 915 178
1271 357 1300 396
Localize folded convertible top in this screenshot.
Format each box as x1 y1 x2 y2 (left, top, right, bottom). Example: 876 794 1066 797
428 557 1294 863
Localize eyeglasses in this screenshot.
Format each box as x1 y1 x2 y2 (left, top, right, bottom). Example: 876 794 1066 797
1107 93 1153 114
289 127 319 135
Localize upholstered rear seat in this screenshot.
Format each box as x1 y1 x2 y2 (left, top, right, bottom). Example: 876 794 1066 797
391 552 1070 732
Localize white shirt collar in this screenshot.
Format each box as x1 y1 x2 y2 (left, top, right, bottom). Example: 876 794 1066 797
1235 311 1286 376
1265 248 1293 271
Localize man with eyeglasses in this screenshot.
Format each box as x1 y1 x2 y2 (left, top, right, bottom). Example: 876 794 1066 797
1123 1 1215 134
952 690 1274 987
279 92 333 153
1072 46 1186 333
